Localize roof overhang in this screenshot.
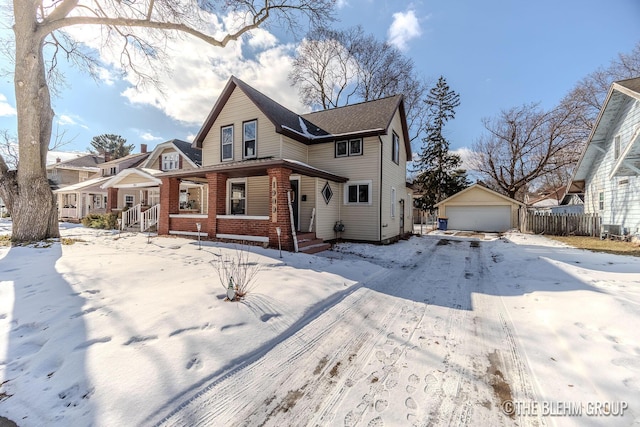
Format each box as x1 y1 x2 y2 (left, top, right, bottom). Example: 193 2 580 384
53 176 110 194
434 183 526 207
157 158 348 183
609 126 640 178
101 168 162 189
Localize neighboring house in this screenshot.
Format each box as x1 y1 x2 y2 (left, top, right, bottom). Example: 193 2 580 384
434 183 525 232
527 185 567 213
46 153 104 189
101 139 202 230
550 193 584 214
156 76 413 251
567 77 640 237
54 148 149 222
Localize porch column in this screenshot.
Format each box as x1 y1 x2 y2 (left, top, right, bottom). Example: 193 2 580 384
267 167 293 251
158 177 180 235
206 172 227 238
106 187 118 213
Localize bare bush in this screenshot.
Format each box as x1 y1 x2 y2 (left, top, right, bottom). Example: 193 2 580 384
211 246 261 300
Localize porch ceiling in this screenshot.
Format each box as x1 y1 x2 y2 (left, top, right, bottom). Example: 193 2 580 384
158 158 348 183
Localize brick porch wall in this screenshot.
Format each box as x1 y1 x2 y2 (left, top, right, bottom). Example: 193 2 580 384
158 177 180 235
169 215 209 234
206 172 228 237
106 187 118 213
217 217 269 237
267 167 293 251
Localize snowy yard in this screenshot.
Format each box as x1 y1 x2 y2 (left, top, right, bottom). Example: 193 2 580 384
0 220 639 426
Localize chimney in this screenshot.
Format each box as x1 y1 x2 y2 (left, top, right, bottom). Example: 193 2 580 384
56 157 61 163
141 143 147 153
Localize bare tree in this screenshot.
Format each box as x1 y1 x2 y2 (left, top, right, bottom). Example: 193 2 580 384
289 25 429 142
471 103 583 201
2 0 335 243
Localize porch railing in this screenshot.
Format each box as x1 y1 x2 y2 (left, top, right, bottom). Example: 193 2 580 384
122 204 141 230
141 204 160 232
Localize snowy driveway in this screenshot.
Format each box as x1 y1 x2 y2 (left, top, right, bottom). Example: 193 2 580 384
150 234 640 427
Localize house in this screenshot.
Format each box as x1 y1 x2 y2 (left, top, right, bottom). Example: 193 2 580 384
527 185 567 213
54 148 149 222
550 193 584 214
567 77 640 238
156 76 413 251
434 183 524 232
46 153 104 189
101 139 202 231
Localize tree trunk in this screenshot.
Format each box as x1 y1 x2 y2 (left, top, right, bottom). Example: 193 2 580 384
8 1 59 242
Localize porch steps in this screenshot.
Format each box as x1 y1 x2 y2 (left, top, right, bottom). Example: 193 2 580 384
297 232 331 254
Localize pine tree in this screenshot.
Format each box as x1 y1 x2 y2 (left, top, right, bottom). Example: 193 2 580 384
89 134 135 160
414 76 469 212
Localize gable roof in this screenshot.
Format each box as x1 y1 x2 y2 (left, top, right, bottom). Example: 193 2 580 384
193 76 411 157
53 176 110 194
434 183 525 207
569 76 640 193
100 152 150 169
142 139 202 169
101 168 163 189
46 154 104 171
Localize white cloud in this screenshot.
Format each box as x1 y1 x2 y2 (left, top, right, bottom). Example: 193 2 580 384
0 94 16 117
61 9 307 126
387 9 422 51
336 0 349 8
98 67 115 86
57 114 89 129
139 132 163 142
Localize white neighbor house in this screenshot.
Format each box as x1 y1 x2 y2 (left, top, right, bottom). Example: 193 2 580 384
568 77 640 239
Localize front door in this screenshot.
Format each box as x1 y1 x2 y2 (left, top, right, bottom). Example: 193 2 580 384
289 178 300 231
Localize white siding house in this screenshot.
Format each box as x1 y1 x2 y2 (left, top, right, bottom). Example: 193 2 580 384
568 77 640 239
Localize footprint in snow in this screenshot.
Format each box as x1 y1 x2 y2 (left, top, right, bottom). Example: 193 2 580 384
123 335 158 345
186 355 202 370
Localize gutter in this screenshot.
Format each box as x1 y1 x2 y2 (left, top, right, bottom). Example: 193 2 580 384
379 135 384 242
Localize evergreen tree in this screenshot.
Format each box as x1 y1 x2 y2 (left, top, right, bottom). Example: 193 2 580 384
414 76 469 212
89 134 135 160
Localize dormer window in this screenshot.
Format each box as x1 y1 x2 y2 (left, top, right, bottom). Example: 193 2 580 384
336 138 362 157
162 152 179 171
243 120 257 159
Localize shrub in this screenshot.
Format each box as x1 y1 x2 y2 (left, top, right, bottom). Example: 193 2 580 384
211 245 262 300
81 213 118 229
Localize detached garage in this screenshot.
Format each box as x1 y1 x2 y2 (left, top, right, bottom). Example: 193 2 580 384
435 184 524 232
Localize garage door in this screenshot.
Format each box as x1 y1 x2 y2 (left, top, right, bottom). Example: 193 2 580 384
445 206 512 232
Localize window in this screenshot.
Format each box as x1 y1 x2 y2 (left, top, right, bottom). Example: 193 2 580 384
598 192 604 211
391 187 396 218
221 125 234 161
162 152 179 171
344 180 372 205
392 132 400 164
614 135 621 160
110 167 117 175
125 195 134 208
335 139 362 157
229 180 246 214
243 120 257 159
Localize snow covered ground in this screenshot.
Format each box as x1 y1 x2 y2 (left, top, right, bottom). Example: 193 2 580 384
0 220 639 426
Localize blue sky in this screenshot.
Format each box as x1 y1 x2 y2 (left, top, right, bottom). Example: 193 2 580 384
1 0 639 160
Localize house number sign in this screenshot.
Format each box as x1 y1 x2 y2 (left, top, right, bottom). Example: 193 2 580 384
271 176 278 223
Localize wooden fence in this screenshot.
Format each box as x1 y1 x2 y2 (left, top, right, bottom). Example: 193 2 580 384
524 212 601 237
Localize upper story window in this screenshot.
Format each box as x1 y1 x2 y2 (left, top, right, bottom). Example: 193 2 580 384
243 120 257 159
109 167 117 176
392 132 400 164
614 135 621 160
162 152 179 171
598 192 604 211
221 125 234 161
336 138 363 157
344 180 372 205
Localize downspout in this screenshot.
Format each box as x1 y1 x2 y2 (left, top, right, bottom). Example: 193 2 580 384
378 135 384 242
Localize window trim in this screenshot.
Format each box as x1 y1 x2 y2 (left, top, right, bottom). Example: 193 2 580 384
124 194 135 208
227 178 248 215
392 131 400 164
344 180 373 205
335 138 363 158
221 124 234 162
243 120 257 159
598 191 604 211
